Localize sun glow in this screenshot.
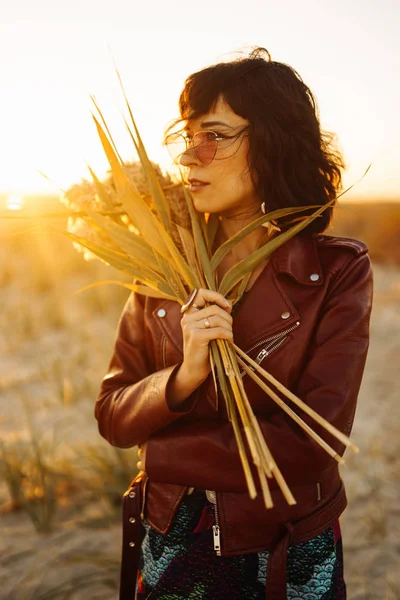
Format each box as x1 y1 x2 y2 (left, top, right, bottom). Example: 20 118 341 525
6 194 25 211
0 4 398 201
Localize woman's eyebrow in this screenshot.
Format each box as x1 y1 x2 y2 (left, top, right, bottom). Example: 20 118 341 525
185 120 234 133
200 120 234 129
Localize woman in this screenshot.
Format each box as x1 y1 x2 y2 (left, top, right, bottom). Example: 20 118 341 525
95 48 373 599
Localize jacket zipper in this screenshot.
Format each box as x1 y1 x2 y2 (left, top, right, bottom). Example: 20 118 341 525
240 320 300 377
161 335 167 369
210 492 222 556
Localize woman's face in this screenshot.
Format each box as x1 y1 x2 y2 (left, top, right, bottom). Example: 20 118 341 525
179 95 261 218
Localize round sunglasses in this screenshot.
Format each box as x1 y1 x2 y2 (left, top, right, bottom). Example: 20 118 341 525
164 127 249 165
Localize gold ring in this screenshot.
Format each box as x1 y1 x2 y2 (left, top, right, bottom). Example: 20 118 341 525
204 317 211 329
181 288 198 314
192 302 199 309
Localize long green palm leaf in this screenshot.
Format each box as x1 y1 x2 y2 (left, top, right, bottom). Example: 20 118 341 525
210 205 321 270
226 229 270 304
90 95 124 165
93 116 172 261
63 232 175 296
205 213 220 255
154 252 189 300
94 114 198 290
85 210 164 274
124 117 171 232
218 199 335 296
180 178 215 291
177 225 205 286
113 63 171 231
156 223 199 290
73 279 179 302
87 165 115 211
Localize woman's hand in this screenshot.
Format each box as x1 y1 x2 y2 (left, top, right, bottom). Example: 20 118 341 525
180 288 233 382
137 443 147 472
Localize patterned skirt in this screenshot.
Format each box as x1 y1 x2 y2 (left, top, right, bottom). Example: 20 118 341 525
135 488 346 600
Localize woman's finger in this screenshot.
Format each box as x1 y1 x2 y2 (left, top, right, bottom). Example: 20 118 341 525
192 305 233 326
188 288 232 312
199 288 231 309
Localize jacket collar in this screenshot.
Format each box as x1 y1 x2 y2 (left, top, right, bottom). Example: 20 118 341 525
271 233 324 286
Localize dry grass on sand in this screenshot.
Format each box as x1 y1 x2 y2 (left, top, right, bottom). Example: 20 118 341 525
0 202 399 599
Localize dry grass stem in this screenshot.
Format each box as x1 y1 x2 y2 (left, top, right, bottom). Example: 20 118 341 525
226 391 258 499
258 468 274 509
237 356 346 465
234 343 358 454
223 341 293 506
263 444 297 506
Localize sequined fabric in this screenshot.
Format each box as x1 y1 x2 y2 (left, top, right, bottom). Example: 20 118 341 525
134 489 346 600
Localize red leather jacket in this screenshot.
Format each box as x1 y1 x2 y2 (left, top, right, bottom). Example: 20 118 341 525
95 233 373 600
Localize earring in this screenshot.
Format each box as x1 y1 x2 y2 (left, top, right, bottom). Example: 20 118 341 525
260 201 281 234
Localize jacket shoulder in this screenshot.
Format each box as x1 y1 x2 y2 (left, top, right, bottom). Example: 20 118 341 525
315 235 369 256
314 235 371 284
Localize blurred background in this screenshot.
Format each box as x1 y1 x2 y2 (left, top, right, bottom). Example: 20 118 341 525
0 1 399 598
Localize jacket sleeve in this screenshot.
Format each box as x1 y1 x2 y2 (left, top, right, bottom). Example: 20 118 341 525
94 290 204 449
145 251 373 491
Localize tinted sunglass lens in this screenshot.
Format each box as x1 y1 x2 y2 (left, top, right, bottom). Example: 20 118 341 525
165 131 218 164
165 133 187 163
193 131 217 165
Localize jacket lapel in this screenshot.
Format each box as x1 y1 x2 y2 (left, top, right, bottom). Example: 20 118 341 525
272 233 324 286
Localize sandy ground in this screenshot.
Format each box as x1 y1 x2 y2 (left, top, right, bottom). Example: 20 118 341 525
0 260 399 600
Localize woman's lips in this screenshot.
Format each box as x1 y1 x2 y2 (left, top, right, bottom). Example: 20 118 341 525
189 182 210 191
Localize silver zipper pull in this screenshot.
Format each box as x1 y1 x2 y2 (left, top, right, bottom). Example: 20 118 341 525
255 348 268 363
212 525 221 555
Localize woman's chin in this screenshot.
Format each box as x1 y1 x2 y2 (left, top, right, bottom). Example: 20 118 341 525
190 190 228 216
192 194 214 213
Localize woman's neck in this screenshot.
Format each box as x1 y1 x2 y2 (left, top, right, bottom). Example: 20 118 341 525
213 211 267 263
211 210 274 292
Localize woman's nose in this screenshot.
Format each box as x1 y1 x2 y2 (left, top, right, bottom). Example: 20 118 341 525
179 145 200 167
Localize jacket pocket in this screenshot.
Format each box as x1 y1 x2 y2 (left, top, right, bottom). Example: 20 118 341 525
240 320 300 378
160 334 182 370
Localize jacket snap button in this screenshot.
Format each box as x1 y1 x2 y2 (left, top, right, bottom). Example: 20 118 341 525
129 517 136 523
129 491 136 498
129 541 135 547
310 273 320 281
281 312 290 319
157 308 166 318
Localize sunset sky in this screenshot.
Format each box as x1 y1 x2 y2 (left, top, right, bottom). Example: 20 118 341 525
1 0 399 202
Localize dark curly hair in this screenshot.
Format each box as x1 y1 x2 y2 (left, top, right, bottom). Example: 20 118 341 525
164 47 346 235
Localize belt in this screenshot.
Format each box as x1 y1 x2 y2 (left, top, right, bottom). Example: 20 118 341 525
266 482 346 599
119 475 346 600
119 474 143 600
